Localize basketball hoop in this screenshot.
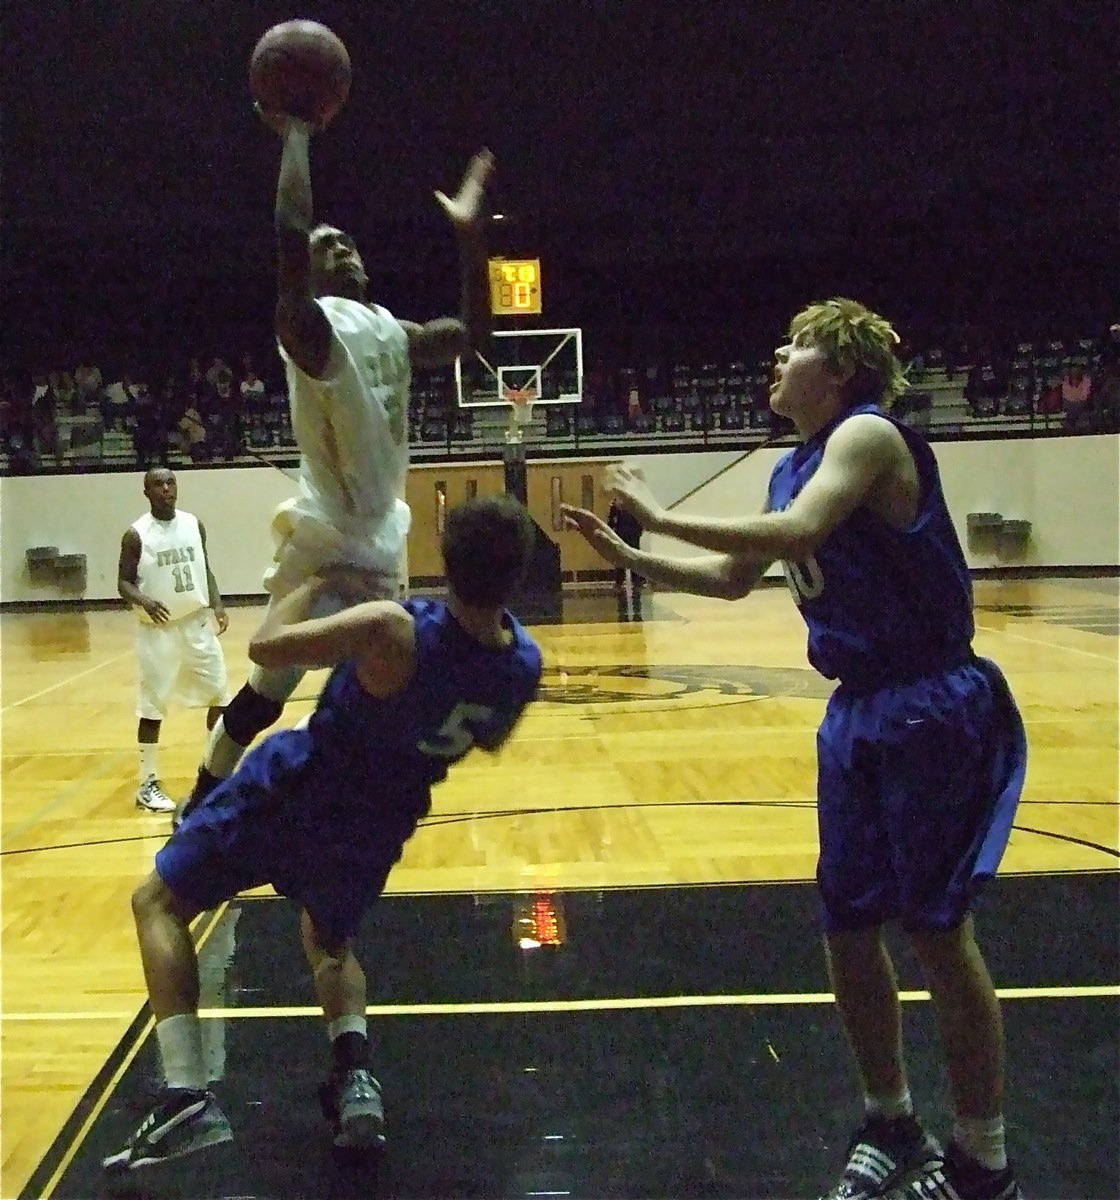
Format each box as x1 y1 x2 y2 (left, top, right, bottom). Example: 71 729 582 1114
504 385 538 444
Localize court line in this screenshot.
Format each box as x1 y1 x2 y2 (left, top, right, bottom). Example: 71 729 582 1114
36 904 230 1200
978 623 1119 664
0 751 131 848
6 984 1116 1022
1 650 130 711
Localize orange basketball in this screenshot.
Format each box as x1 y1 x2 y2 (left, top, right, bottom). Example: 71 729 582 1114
249 20 351 128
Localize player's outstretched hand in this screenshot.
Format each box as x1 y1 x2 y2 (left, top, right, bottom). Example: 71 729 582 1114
604 463 664 530
254 102 319 138
560 505 631 567
434 149 495 230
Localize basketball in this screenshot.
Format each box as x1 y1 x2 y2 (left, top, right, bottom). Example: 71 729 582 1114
249 20 351 128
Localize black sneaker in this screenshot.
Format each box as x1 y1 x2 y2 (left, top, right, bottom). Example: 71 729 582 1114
102 1087 232 1172
881 1141 1022 1199
820 1114 944 1200
317 1067 386 1150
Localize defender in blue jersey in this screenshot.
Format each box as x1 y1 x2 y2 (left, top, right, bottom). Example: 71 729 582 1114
104 495 543 1175
563 299 1025 1200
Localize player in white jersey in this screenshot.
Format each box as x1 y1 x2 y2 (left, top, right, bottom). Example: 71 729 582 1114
118 468 230 812
180 109 495 817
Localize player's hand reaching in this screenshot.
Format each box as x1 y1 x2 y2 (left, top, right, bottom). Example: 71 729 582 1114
560 505 632 567
434 149 495 231
604 463 665 531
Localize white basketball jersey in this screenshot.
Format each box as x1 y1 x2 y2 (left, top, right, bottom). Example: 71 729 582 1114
132 510 210 622
280 297 411 546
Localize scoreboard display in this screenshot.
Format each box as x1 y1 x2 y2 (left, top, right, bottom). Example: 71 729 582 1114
489 258 542 316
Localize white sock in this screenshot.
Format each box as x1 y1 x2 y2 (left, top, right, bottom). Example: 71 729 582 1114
864 1087 914 1120
139 744 159 784
953 1114 1007 1171
155 1013 207 1091
204 719 244 780
328 1014 367 1042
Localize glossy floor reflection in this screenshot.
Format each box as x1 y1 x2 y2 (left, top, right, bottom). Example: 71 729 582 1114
34 876 1120 1199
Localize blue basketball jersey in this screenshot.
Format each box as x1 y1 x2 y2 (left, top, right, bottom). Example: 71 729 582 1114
767 404 973 690
304 596 543 788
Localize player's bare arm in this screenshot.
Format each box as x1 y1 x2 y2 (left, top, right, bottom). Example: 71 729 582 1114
561 504 770 600
117 528 170 623
607 416 901 561
400 149 495 369
198 522 228 635
248 577 416 695
267 115 334 378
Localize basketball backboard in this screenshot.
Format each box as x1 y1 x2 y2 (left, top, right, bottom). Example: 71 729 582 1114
455 328 583 408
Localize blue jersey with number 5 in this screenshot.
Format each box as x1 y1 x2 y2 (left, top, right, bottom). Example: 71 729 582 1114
306 596 542 786
767 404 973 690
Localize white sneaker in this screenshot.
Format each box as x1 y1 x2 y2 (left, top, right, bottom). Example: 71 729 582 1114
137 777 175 812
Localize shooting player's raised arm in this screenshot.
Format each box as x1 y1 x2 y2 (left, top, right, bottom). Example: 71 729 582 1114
265 114 333 379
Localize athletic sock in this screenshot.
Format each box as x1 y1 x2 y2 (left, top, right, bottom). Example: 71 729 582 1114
952 1115 1007 1172
139 744 159 784
864 1088 914 1120
156 1013 207 1092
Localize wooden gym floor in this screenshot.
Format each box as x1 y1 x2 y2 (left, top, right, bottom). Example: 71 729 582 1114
1 576 1117 1198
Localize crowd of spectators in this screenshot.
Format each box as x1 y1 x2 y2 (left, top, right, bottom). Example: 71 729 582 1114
0 352 284 472
2 325 1117 473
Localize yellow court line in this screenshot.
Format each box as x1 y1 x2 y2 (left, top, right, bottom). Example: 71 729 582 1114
39 904 230 1200
7 984 1116 1023
981 623 1119 665
0 651 131 711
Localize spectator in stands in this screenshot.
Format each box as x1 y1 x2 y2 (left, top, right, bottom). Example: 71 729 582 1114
964 351 1004 417
1092 326 1120 432
205 372 241 458
177 401 209 461
132 382 168 466
1095 324 1120 373
205 356 234 396
75 361 104 414
239 355 268 445
101 371 134 431
31 372 61 463
1060 365 1093 432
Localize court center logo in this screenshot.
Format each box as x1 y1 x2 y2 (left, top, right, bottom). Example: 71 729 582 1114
539 663 833 709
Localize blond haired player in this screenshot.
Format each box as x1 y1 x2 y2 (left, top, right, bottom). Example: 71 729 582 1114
565 299 1026 1200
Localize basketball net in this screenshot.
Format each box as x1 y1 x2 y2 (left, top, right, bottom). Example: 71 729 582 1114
503 385 538 444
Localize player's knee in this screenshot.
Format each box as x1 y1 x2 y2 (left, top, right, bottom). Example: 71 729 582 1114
132 872 190 924
222 686 284 746
907 917 976 973
300 909 349 965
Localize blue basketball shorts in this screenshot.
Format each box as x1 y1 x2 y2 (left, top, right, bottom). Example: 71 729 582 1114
816 656 1027 934
155 730 429 945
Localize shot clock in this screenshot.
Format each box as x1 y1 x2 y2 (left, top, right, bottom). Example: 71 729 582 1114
489 258 542 316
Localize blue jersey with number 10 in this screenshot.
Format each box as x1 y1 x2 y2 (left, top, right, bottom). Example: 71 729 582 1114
767 404 974 690
306 596 543 788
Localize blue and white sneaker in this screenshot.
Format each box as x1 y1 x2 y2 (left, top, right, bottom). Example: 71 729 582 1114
102 1087 232 1172
318 1067 386 1150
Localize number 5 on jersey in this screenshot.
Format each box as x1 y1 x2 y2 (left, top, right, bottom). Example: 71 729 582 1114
418 701 495 758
